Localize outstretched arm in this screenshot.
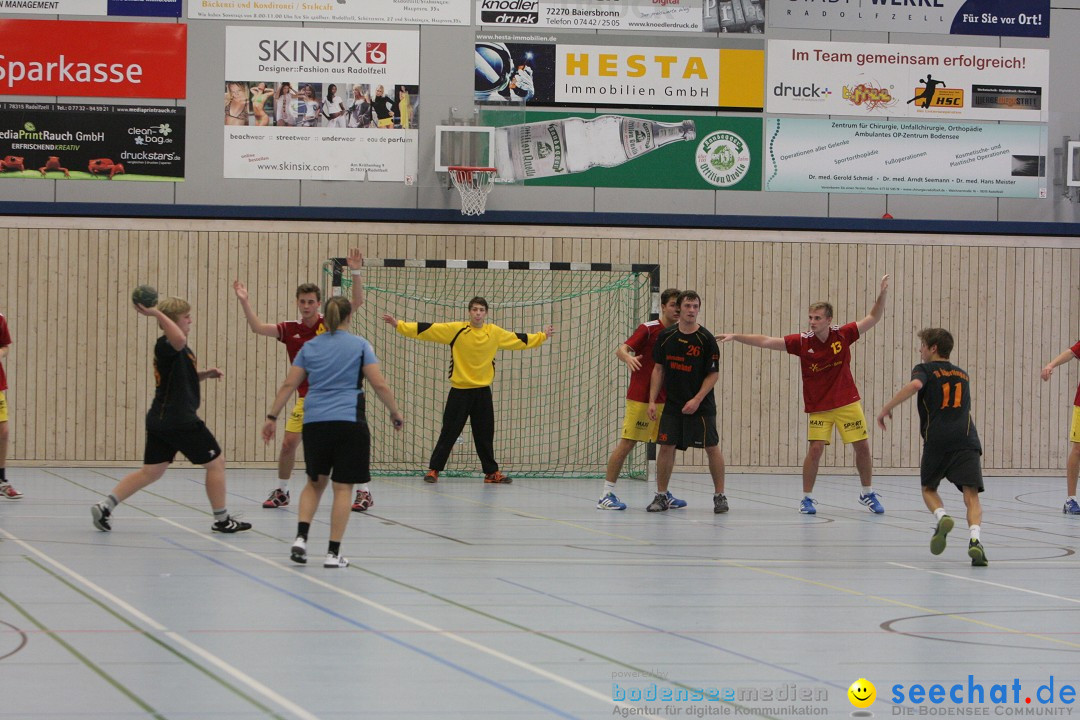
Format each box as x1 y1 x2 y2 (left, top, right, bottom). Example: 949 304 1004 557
347 248 364 307
875 378 923 430
233 280 278 337
856 274 890 334
496 325 551 350
1042 348 1078 381
717 333 786 351
261 365 307 443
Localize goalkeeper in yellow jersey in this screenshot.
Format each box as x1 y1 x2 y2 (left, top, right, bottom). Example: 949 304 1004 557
383 297 553 484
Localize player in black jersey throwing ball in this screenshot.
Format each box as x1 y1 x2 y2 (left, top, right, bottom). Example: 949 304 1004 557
877 328 987 566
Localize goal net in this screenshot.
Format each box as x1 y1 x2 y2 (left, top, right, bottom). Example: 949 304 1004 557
323 259 657 479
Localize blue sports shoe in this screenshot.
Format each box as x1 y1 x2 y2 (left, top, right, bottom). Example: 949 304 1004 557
597 493 627 510
799 496 817 515
665 491 687 509
1063 498 1080 515
859 491 885 514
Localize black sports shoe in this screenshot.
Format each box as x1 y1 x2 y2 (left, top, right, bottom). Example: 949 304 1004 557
646 493 669 512
212 515 252 533
713 493 729 514
968 539 988 567
91 503 112 532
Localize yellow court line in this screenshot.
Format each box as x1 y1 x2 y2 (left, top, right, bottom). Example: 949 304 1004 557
719 559 1080 651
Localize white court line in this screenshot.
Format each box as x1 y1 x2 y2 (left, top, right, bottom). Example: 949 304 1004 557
159 518 617 708
0 527 321 720
888 561 1080 604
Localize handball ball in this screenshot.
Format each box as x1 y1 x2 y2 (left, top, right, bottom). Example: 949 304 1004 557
131 284 158 308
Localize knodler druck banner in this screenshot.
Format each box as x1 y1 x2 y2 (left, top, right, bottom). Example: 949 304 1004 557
476 0 765 34
0 102 184 182
478 109 761 190
475 33 764 112
0 19 186 99
193 0 468 25
764 117 1046 198
768 0 1049 38
766 39 1048 123
0 0 181 16
223 26 420 182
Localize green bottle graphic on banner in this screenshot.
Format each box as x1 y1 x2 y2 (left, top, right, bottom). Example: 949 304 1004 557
494 115 696 181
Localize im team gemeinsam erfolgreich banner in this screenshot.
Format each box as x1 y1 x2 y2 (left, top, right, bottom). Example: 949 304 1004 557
0 19 186 98
764 117 1046 199
474 32 763 112
766 40 1048 123
223 26 420 182
0 0 181 16
767 0 1048 38
475 0 765 33
192 0 467 25
477 108 761 191
0 103 184 182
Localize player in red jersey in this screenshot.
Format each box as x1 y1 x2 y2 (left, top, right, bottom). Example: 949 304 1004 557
1040 340 1080 514
719 275 889 515
597 288 680 510
0 311 19 499
234 248 366 510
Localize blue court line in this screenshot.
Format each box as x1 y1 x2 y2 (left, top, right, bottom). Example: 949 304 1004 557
161 537 586 720
497 578 847 692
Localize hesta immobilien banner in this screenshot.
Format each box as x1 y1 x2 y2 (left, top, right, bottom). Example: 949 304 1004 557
0 19 186 99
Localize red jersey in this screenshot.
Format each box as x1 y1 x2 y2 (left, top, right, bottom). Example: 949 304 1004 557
624 320 666 403
1071 340 1080 406
784 322 861 413
277 315 326 398
0 314 10 392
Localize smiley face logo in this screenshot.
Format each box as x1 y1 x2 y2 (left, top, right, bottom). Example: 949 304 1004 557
848 678 876 708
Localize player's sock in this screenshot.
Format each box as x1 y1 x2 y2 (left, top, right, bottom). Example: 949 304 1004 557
803 494 814 501
969 524 980 542
603 481 616 496
933 507 947 521
213 508 228 524
328 540 341 556
279 479 289 493
297 522 310 542
103 494 119 512
862 486 874 496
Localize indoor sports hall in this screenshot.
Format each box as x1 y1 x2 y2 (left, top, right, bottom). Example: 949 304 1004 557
2 2 1080 719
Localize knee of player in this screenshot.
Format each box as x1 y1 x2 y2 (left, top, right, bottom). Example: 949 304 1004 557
281 433 302 453
0 422 8 440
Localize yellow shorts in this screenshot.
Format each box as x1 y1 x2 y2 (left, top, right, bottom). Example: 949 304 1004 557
807 401 868 445
0 391 7 423
621 400 663 443
285 398 304 435
1070 406 1080 444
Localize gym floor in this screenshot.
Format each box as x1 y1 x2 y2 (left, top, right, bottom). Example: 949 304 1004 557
1 468 1077 719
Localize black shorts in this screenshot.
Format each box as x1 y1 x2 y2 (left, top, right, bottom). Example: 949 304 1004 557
302 420 371 484
921 447 984 492
657 412 719 451
144 419 222 466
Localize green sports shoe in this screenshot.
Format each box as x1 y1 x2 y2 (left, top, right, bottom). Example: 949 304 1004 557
968 539 988 567
930 515 954 555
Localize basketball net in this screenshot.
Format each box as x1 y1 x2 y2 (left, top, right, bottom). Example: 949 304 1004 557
448 166 497 216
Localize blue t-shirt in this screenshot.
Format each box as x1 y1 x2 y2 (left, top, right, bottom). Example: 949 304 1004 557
293 331 378 424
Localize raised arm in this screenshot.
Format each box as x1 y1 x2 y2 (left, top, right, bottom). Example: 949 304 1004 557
856 274 890 334
875 378 923 430
347 248 364 307
717 333 786 351
232 280 278 337
134 302 186 352
1042 347 1078 382
261 365 308 443
362 362 404 430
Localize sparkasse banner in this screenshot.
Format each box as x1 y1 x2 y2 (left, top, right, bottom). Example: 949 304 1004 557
0 20 186 98
766 39 1048 123
767 0 1049 38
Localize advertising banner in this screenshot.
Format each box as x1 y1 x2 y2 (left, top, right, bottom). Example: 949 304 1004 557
192 0 468 25
0 0 181 16
476 0 765 34
0 19 186 99
223 26 419 182
766 39 1048 123
768 0 1049 38
475 33 764 112
764 117 1046 198
479 109 761 190
0 102 184 182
